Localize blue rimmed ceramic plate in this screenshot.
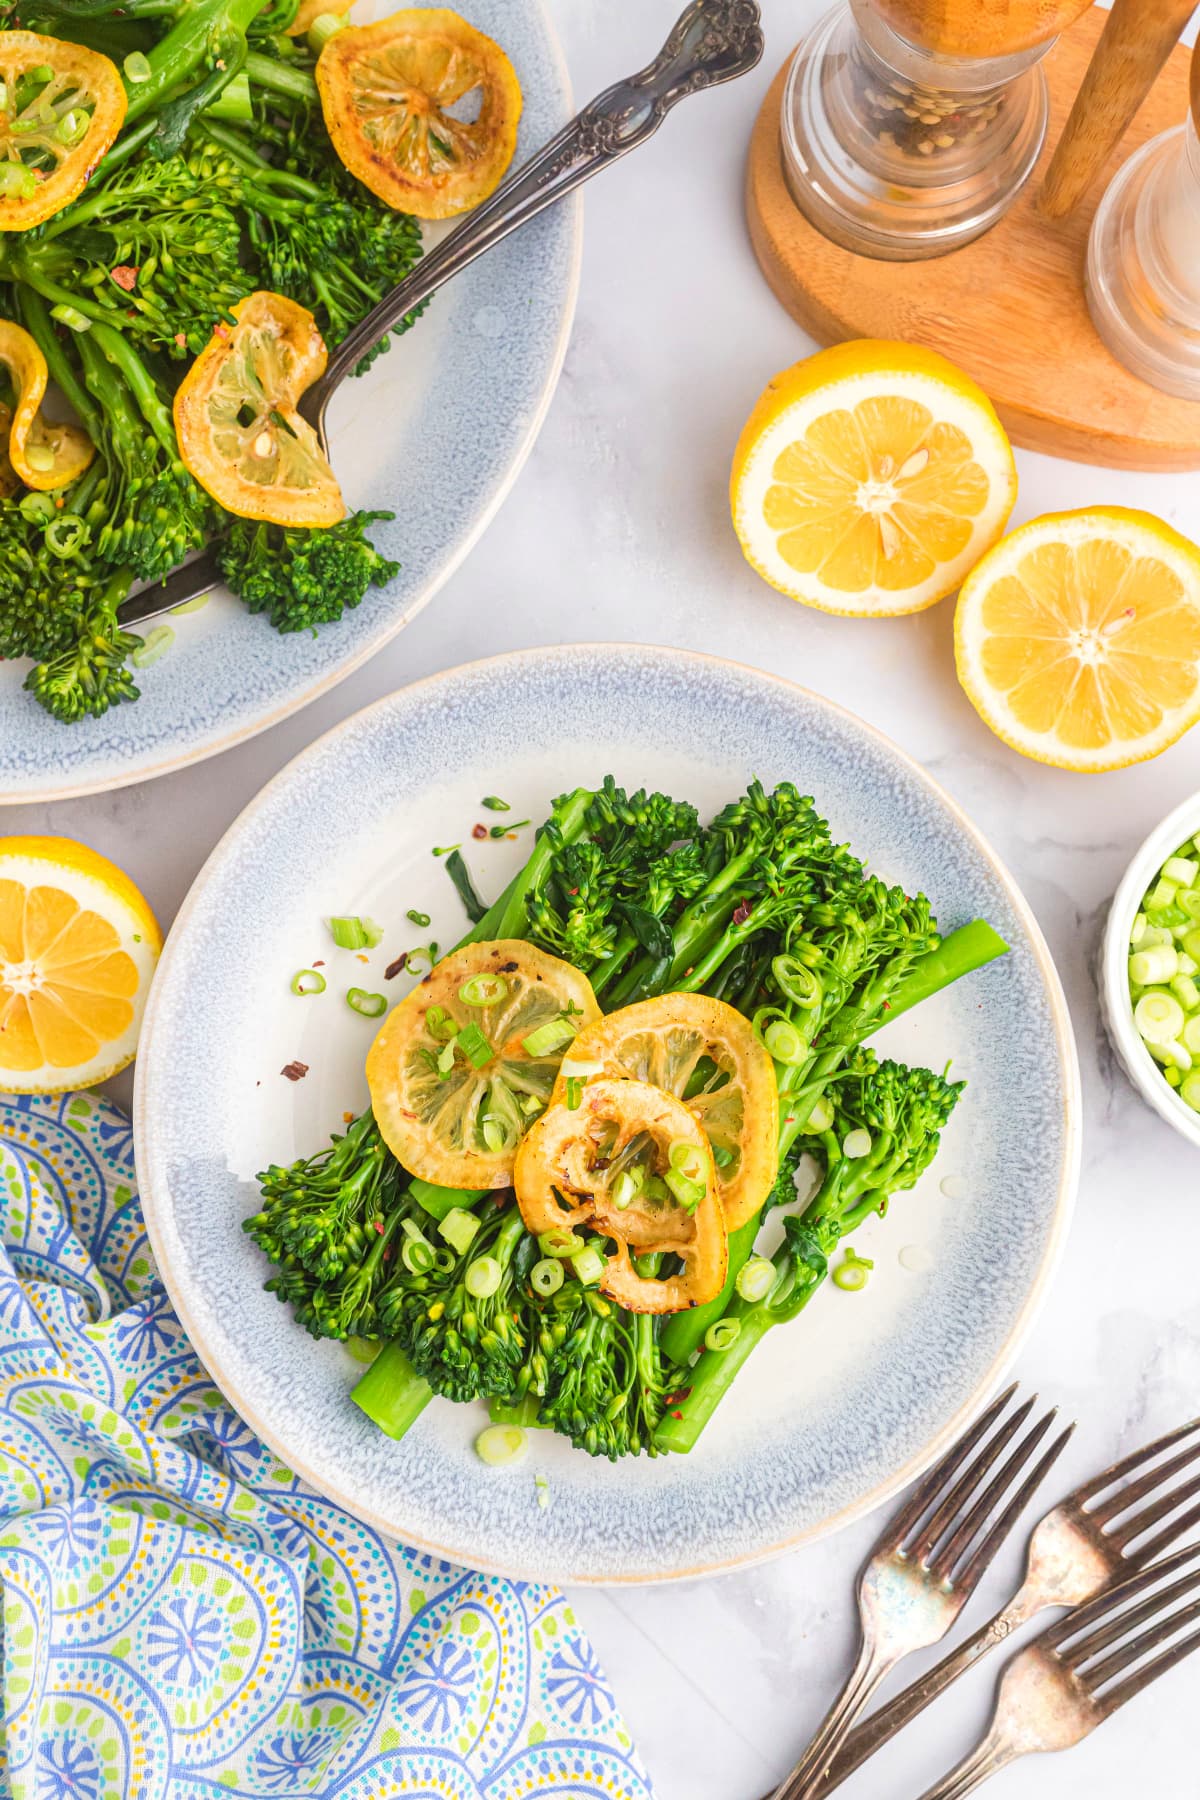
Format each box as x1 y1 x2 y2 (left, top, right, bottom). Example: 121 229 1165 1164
0 0 578 804
134 645 1080 1584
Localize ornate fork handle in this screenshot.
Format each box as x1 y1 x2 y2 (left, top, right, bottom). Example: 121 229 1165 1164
304 0 764 429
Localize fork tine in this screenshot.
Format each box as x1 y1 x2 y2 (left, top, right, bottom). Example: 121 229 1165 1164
1058 1566 1200 1671
909 1397 1036 1566
1042 1543 1200 1649
1074 1417 1200 1506
1095 1622 1200 1718
1108 1467 1200 1550
1087 1434 1200 1526
952 1421 1076 1589
1130 1494 1200 1567
876 1383 1019 1551
928 1406 1061 1579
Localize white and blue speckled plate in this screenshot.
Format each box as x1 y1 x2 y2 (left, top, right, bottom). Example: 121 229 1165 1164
134 645 1081 1584
0 0 577 804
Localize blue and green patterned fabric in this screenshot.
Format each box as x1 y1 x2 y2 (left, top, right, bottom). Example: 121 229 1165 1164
0 1091 655 1800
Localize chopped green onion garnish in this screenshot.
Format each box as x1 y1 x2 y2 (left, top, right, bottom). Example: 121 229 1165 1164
54 108 87 145
123 50 152 82
1181 1071 1200 1112
559 1056 604 1083
842 1128 872 1160
704 1318 742 1353
610 1166 644 1211
290 967 326 996
534 1471 551 1509
482 795 511 811
436 1040 457 1079
1130 945 1178 987
538 1228 582 1259
347 988 386 1019
424 1005 457 1042
564 1076 584 1110
406 909 431 927
735 1256 775 1303
45 514 89 560
530 1257 564 1296
329 915 383 950
306 9 347 50
474 1423 527 1467
465 1254 502 1299
456 1021 493 1068
19 491 55 522
711 1143 735 1169
763 1017 808 1066
802 1095 835 1134
570 1244 606 1287
1134 990 1186 1047
668 1140 707 1184
772 952 822 1009
131 625 175 669
459 973 508 1008
402 1238 435 1275
49 303 92 332
665 1167 706 1210
438 1208 480 1255
0 161 35 200
521 1015 578 1059
833 1250 875 1292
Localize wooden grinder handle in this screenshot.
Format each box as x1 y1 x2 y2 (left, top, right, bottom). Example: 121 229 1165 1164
1039 0 1198 217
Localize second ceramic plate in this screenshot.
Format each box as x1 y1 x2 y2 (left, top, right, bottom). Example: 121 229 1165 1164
135 645 1080 1584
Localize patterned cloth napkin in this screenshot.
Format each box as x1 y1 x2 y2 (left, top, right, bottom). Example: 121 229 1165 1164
0 1090 654 1800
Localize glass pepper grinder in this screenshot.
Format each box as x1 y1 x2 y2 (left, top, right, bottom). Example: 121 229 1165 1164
1085 42 1200 401
780 0 1093 260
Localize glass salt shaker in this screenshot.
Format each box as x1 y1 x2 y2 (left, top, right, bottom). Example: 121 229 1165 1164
1085 45 1200 401
780 0 1090 260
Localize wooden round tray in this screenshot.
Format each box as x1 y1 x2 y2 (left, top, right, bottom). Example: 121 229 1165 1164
746 5 1200 470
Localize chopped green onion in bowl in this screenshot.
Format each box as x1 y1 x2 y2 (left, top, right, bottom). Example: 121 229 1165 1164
1127 826 1200 1113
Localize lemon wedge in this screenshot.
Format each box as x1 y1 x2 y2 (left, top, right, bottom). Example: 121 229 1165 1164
731 340 1017 615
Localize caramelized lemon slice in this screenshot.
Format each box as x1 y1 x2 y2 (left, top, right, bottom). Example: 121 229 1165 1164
955 507 1200 771
0 319 94 490
731 340 1017 616
0 31 126 232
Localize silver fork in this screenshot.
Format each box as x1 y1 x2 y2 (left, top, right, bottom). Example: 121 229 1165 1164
768 1386 1073 1800
918 1540 1200 1798
817 1413 1200 1793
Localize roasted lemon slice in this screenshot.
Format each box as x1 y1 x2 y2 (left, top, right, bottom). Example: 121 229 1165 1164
0 835 162 1092
0 319 94 490
173 291 345 528
514 1078 727 1315
316 7 522 219
0 32 126 232
365 939 600 1189
551 994 778 1231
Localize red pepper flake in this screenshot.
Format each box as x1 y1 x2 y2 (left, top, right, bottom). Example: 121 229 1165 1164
312 959 325 968
471 823 488 840
110 264 138 292
882 1001 891 1011
356 953 369 963
213 323 230 340
372 1218 384 1233
385 952 408 980
343 1110 355 1124
732 900 752 927
280 1061 309 1082
174 332 187 349
567 887 579 896
672 1410 683 1420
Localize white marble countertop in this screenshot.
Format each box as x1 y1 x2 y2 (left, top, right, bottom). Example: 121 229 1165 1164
7 1 1200 1793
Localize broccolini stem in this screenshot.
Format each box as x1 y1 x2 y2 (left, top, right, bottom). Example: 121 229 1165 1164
873 920 1008 1027
488 788 595 942
489 1390 542 1428
86 321 178 457
123 0 263 122
653 1307 774 1453
16 287 103 442
199 118 326 199
659 1214 758 1368
243 49 319 103
351 1342 433 1439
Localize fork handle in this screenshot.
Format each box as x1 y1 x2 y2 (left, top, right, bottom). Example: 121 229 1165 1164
302 0 764 435
769 1638 895 1800
917 1733 1018 1800
816 1589 1041 1794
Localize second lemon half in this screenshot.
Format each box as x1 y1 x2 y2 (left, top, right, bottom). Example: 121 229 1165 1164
731 340 1017 616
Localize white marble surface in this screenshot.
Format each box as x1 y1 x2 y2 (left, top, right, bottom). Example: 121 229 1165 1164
6 2 1200 1793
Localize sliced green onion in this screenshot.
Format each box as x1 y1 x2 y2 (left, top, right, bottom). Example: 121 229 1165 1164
290 967 326 996
564 1076 583 1110
131 624 175 669
465 1254 502 1299
665 1167 706 1210
843 1128 872 1160
1130 945 1179 987
1150 1037 1192 1072
610 1166 644 1211
704 1318 742 1353
711 1143 735 1168
482 795 511 811
1180 953 1199 977
474 1423 527 1467
19 491 55 522
1179 891 1200 923
801 1095 835 1134
1181 1071 1200 1112
1135 990 1187 1046
425 1005 457 1042
521 1015 578 1059
456 1021 493 1068
669 1140 707 1183
344 1335 379 1365
207 69 253 120
123 50 152 82
406 909 431 927
0 163 35 199
1172 974 1200 1014
559 1056 604 1083
530 1256 564 1296
1164 857 1199 887
347 988 386 1019
438 1208 480 1255
570 1245 606 1287
402 1238 435 1275
54 107 89 145
534 1471 551 1508
481 1117 508 1154
1148 877 1178 912
45 514 89 559
459 973 508 1008
736 1256 775 1303
538 1228 582 1259
1130 911 1148 947
1184 929 1200 964
772 952 822 1009
49 303 92 332
1183 1016 1200 1055
306 10 348 50
833 1251 874 1292
436 1040 457 1079
1166 1066 1182 1088
329 915 383 950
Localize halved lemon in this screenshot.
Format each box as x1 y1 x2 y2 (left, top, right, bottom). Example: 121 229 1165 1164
366 939 600 1189
551 994 778 1231
955 507 1200 772
316 7 522 220
731 340 1017 616
0 837 162 1092
174 292 344 528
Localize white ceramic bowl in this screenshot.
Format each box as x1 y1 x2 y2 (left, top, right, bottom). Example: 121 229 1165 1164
1102 790 1200 1150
